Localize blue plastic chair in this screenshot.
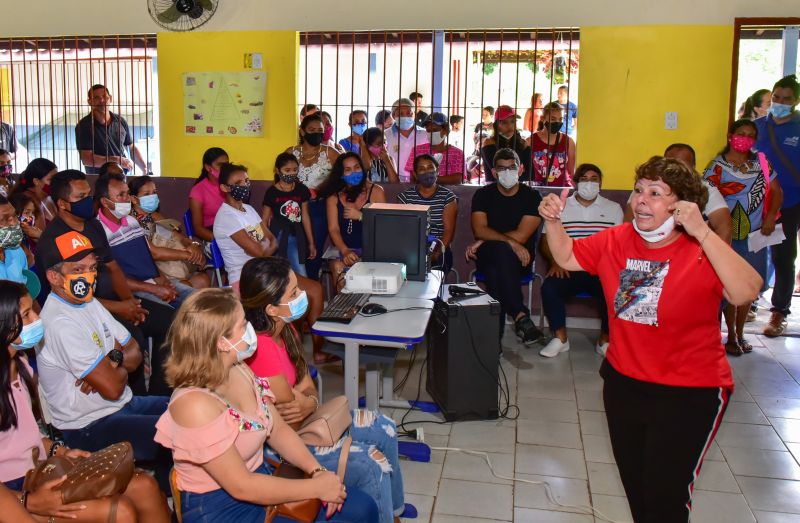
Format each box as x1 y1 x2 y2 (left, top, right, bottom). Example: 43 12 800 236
209 240 225 287
182 209 194 239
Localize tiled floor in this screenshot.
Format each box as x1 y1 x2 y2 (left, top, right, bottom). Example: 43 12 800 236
315 326 800 522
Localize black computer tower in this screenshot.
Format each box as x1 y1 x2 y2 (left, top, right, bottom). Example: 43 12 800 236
426 285 501 421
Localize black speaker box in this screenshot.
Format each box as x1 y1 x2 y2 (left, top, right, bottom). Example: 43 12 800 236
426 285 502 421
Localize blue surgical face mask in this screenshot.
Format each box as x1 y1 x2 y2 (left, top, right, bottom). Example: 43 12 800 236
352 123 367 135
398 117 415 131
12 319 44 349
343 171 364 186
224 322 258 362
138 194 160 213
279 290 308 323
769 102 794 119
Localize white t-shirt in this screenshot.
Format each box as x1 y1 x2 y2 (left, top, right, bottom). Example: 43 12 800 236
38 294 132 430
626 181 727 216
385 125 429 182
213 202 265 284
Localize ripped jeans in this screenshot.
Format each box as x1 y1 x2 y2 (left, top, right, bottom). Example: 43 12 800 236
266 409 404 523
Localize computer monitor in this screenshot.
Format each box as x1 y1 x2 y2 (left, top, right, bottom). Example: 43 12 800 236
362 203 430 282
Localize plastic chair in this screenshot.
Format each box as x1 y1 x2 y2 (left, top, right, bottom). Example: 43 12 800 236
169 469 183 522
308 364 323 399
209 240 225 287
182 209 194 239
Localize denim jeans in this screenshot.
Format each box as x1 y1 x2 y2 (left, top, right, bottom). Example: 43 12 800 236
180 463 379 523
265 410 404 523
60 395 172 493
134 278 195 309
771 202 800 315
276 231 308 277
541 271 608 333
305 198 329 280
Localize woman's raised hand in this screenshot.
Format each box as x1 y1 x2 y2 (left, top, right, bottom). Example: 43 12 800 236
539 189 570 222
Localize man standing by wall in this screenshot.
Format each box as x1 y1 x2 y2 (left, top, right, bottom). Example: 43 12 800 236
756 74 800 338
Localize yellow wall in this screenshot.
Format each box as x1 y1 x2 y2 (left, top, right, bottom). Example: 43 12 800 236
577 25 734 190
157 31 298 180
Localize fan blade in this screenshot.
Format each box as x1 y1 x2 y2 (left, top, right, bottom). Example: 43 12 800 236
157 4 182 23
198 0 213 10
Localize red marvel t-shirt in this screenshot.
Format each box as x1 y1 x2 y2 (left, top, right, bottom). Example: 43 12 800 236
572 223 733 388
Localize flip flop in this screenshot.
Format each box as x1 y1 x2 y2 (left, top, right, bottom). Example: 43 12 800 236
725 340 743 356
738 337 753 353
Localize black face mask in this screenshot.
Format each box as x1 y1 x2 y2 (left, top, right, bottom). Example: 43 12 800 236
228 184 251 203
545 122 562 134
69 196 95 220
304 132 325 146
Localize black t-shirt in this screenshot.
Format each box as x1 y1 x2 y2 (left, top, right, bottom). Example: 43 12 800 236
35 216 117 302
74 112 133 174
262 183 311 235
471 183 541 250
481 139 532 183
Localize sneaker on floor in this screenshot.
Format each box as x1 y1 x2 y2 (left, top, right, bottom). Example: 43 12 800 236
595 341 609 357
745 310 757 322
763 311 787 338
540 337 570 357
514 315 545 346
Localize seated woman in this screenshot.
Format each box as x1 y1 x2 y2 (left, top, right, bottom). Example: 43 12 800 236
188 147 229 243
128 175 210 289
240 257 407 523
397 154 457 273
213 162 329 363
9 158 58 229
0 281 170 522
154 288 379 522
321 152 386 290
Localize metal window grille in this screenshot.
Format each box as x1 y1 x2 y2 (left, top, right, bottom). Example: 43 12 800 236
0 35 159 174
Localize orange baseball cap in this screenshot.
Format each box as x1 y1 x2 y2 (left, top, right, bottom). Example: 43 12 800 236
45 231 95 268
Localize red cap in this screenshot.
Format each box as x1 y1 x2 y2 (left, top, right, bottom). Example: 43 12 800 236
494 105 520 122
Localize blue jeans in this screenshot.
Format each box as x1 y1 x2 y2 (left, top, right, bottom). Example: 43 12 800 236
266 410 404 523
305 198 329 280
276 231 308 277
541 271 609 333
180 463 379 523
60 395 172 493
134 278 195 308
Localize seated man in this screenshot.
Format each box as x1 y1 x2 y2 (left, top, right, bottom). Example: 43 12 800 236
539 163 623 358
95 172 194 308
37 230 171 492
34 169 176 395
467 148 545 344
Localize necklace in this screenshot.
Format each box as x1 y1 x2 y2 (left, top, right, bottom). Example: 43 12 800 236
300 146 321 161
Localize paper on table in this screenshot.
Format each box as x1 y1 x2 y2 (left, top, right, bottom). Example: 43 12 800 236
748 224 785 253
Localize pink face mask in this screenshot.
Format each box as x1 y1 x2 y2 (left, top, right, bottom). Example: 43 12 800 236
208 167 220 180
730 135 756 153
323 126 334 141
368 145 384 157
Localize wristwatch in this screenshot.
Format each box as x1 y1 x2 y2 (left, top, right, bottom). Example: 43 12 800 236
107 349 124 366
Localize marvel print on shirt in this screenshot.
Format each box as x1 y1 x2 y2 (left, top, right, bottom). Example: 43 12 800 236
614 258 670 326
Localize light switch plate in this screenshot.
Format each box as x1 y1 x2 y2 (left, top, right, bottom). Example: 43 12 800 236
665 112 678 130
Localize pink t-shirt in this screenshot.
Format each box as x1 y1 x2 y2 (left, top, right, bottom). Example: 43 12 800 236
404 143 465 181
247 333 298 387
154 372 276 494
189 178 225 229
0 359 46 482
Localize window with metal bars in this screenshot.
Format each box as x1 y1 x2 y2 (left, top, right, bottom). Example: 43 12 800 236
0 35 159 175
299 29 579 184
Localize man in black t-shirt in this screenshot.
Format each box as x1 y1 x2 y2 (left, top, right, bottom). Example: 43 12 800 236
75 84 147 175
468 148 544 345
35 169 175 395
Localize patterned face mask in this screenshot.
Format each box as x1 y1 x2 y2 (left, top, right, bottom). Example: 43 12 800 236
0 223 24 249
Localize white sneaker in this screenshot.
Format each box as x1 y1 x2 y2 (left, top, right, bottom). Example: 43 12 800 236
596 341 609 357
540 338 570 358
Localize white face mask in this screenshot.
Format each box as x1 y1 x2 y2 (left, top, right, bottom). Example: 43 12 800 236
223 322 258 362
497 169 519 189
632 215 675 243
110 201 131 219
577 181 600 201
430 131 446 145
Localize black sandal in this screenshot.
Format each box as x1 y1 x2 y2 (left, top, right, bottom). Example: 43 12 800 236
738 336 753 353
725 340 744 356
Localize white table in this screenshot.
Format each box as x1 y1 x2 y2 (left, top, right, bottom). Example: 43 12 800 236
312 295 434 410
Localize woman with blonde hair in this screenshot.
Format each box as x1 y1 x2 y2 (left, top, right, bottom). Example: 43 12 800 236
154 288 378 522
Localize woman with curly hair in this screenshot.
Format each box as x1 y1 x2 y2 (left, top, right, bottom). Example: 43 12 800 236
538 156 762 522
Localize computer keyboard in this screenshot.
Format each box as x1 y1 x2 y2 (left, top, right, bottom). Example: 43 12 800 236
318 293 371 323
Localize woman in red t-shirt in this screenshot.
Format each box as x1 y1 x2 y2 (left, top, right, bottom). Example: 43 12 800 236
539 156 762 523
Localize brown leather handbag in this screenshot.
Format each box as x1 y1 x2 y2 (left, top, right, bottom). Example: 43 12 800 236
23 442 135 504
296 395 352 447
265 436 352 523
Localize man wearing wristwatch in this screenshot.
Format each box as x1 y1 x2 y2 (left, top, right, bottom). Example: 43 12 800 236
37 230 173 493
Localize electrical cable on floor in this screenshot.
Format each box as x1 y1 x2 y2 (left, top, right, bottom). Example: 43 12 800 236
427 446 625 523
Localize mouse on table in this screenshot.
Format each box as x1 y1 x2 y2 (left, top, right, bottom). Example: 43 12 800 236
361 302 388 315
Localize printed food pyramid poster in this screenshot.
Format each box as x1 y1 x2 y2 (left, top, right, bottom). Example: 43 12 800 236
183 72 266 137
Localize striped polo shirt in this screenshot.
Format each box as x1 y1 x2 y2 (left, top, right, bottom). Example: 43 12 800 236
397 185 457 240
97 210 159 282
545 194 623 239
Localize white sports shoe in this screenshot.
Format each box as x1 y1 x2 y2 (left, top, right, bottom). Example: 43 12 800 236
540 338 570 358
596 341 609 357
